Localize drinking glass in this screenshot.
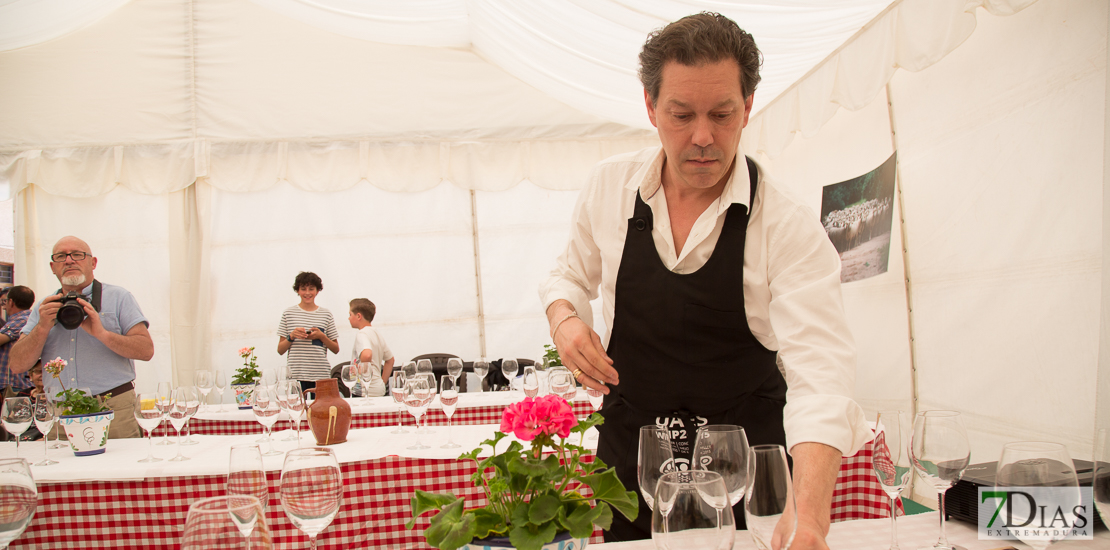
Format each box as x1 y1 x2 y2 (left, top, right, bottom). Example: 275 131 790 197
501 359 518 390
280 382 305 447
261 369 279 389
586 389 604 414
416 359 433 375
2 398 32 458
228 444 269 514
253 386 283 456
693 425 749 506
194 370 214 413
390 371 408 434
440 376 460 449
446 358 463 383
651 470 734 550
134 392 163 463
214 370 228 412
418 373 436 434
745 444 796 550
404 378 431 450
156 382 175 445
639 425 675 511
281 447 342 550
0 458 37 549
549 369 573 402
183 495 271 550
182 386 201 446
340 365 358 398
402 361 417 379
996 442 1080 550
522 366 539 398
168 387 192 461
1095 429 1110 533
910 410 970 550
872 411 911 550
47 395 67 449
32 396 57 466
472 360 489 392
357 363 376 405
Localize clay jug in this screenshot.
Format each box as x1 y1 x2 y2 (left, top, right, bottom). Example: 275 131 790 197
303 378 351 445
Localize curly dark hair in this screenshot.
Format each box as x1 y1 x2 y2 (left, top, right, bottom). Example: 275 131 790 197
639 12 762 105
293 271 323 292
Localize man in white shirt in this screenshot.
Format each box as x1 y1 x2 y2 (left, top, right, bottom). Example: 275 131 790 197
539 13 869 549
347 298 394 397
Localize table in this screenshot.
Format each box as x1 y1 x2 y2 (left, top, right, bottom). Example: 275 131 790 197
590 512 1110 549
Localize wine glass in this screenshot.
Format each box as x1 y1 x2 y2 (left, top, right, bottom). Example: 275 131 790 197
156 382 175 445
692 425 749 506
340 365 358 398
910 410 970 550
182 386 201 446
261 369 278 389
586 387 604 412
183 495 271 550
522 366 539 398
501 359 518 390
46 395 66 449
214 370 228 412
446 358 463 384
2 398 33 458
168 387 192 461
418 373 436 434
404 378 431 450
472 360 489 392
745 444 796 550
356 363 376 405
194 370 214 413
280 382 305 447
389 371 408 434
275 380 299 442
228 444 270 514
440 376 460 449
549 369 573 401
134 392 164 463
32 396 57 466
0 458 37 549
1095 429 1110 535
872 411 911 550
402 361 417 379
416 359 432 376
281 447 342 550
995 442 1081 550
253 386 283 456
639 425 675 511
651 470 735 550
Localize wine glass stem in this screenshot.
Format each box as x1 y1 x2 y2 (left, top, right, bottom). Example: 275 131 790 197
936 491 949 547
147 429 154 460
889 496 900 550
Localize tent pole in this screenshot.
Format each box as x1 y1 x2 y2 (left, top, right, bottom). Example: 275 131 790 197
886 83 919 415
470 189 487 360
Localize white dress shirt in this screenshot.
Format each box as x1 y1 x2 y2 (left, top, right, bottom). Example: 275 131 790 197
539 145 871 456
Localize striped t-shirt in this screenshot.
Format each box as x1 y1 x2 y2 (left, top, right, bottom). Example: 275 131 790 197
277 305 339 382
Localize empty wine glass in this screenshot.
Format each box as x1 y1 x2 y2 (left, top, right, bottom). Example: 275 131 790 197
228 444 269 514
872 411 911 550
417 373 436 435
183 495 271 550
746 444 796 550
261 369 278 389
472 360 489 392
2 398 32 458
134 392 163 463
522 366 539 398
0 458 37 549
182 386 201 446
639 425 675 512
168 387 192 461
446 358 463 383
416 359 432 375
402 361 417 379
910 410 970 550
440 376 460 449
549 369 573 402
651 470 735 550
32 396 57 466
194 370 214 413
340 365 358 398
214 370 228 412
280 382 305 447
156 382 175 445
253 386 283 456
281 447 342 550
501 359 518 390
693 425 749 507
390 371 408 434
586 387 604 412
356 363 376 405
47 394 66 449
404 378 431 450
996 441 1081 550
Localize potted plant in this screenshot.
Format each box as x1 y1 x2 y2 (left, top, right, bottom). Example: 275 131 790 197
542 344 562 368
408 395 638 550
232 346 262 409
43 357 115 456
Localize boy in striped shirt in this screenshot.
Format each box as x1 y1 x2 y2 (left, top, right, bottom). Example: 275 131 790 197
277 272 339 392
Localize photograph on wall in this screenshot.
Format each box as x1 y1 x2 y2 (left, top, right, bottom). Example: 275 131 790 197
821 152 896 283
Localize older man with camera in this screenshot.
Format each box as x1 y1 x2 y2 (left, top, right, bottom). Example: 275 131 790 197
10 236 154 439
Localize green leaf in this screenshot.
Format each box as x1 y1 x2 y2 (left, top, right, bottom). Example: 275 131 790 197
509 455 556 478
470 508 508 540
508 518 558 550
424 499 476 550
579 469 639 522
528 494 561 524
563 501 604 538
406 491 460 529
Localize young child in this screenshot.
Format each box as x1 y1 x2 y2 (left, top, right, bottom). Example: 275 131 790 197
347 298 394 397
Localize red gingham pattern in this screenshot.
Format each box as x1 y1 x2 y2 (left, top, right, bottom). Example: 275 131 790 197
830 438 904 522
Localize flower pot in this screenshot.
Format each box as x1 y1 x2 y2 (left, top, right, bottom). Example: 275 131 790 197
232 383 256 409
462 531 586 550
58 410 114 456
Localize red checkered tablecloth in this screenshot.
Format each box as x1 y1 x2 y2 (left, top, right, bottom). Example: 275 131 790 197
832 437 904 522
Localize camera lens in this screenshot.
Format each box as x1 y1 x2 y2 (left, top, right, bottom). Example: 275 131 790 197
56 293 85 330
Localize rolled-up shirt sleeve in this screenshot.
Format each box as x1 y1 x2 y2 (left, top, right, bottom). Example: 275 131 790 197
765 202 872 457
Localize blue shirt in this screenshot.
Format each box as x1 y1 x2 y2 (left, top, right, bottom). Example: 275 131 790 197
0 310 32 390
23 282 148 397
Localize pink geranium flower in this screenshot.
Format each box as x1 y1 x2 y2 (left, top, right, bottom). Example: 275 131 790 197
500 394 578 441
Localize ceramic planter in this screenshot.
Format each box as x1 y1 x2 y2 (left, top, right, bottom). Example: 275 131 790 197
58 410 114 456
232 383 256 409
462 531 586 550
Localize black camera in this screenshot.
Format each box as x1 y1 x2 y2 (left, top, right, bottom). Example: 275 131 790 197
56 292 86 330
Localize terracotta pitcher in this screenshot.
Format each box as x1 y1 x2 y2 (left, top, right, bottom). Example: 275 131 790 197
303 378 352 445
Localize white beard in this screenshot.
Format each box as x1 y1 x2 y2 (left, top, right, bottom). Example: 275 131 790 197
61 274 86 287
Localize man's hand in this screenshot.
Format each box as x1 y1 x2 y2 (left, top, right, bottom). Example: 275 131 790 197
771 442 841 550
35 294 63 329
546 300 617 394
77 297 107 339
771 505 829 550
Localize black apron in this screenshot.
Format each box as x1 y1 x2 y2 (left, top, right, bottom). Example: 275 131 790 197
597 158 787 541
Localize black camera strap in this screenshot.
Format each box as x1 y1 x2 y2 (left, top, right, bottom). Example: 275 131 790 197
54 279 102 312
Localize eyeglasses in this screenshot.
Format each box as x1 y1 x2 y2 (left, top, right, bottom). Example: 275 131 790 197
50 251 89 262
